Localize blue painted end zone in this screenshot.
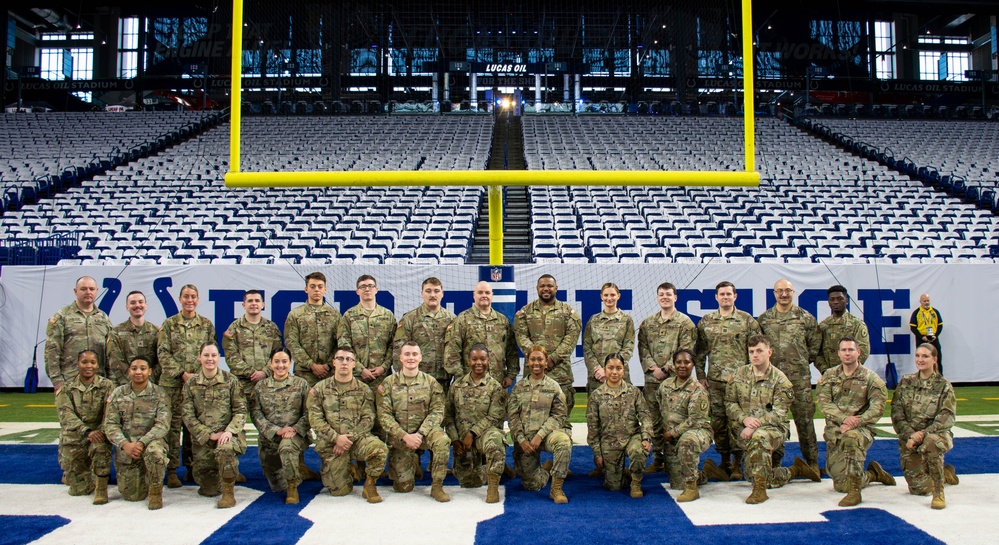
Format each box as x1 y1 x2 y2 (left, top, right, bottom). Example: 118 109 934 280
0 515 70 545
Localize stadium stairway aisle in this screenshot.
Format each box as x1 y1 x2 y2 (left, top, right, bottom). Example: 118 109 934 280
471 115 531 263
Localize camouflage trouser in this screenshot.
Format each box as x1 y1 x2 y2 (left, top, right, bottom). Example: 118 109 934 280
558 381 575 439
191 435 247 493
115 438 168 501
825 426 874 492
642 382 665 462
733 426 795 488
708 380 734 456
58 435 112 495
161 385 188 470
600 434 648 491
387 429 450 486
774 374 818 465
514 430 572 491
316 434 387 495
899 432 952 495
258 433 309 492
664 428 712 489
452 427 506 488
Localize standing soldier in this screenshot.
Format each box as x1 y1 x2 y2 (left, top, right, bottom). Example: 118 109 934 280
106 290 160 386
637 282 697 474
815 285 871 373
377 342 452 502
339 275 397 390
393 277 456 393
507 345 572 504
157 284 217 488
308 346 387 503
582 282 635 393
756 278 821 472
103 357 171 510
55 349 114 502
285 272 342 387
445 281 519 388
725 336 822 504
817 336 896 507
46 276 113 394
222 290 283 407
444 344 506 503
513 274 582 433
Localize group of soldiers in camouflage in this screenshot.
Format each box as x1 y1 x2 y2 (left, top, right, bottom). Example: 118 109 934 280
47 273 957 510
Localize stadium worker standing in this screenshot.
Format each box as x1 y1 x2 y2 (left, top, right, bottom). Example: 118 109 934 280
222 290 283 408
55 349 114 502
444 344 507 503
308 346 387 503
507 346 572 504
182 342 247 509
157 284 217 488
513 274 582 428
815 285 871 373
909 294 944 376
891 343 958 510
445 281 519 388
285 271 342 387
106 290 160 386
46 276 113 395
725 336 821 505
582 282 636 393
695 281 762 480
817 336 896 507
250 347 311 504
377 341 452 502
103 357 171 510
637 282 697 474
339 275 397 390
756 279 821 471
585 354 652 498
393 277 457 393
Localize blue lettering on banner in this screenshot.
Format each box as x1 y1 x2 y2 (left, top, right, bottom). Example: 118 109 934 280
98 278 122 315
858 289 910 356
153 277 179 317
208 289 249 356
796 288 832 320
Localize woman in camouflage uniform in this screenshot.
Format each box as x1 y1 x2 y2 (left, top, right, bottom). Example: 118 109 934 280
55 349 114 502
582 283 636 393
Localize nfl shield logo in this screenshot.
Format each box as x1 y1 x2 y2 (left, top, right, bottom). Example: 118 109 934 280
491 268 503 282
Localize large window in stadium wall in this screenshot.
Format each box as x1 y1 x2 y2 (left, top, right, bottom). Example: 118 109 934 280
874 20 896 80
918 36 971 81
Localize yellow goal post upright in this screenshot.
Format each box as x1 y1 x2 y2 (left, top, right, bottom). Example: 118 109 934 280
224 0 760 265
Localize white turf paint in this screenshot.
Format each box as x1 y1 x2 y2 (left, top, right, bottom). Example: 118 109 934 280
663 474 999 544
297 484 504 545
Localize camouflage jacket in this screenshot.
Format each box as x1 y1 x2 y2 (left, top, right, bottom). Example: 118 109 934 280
582 310 636 380
695 309 762 383
513 299 582 385
890 372 956 441
757 305 820 379
157 313 217 388
817 364 887 430
222 316 283 387
586 382 652 458
106 319 160 386
338 304 397 381
725 363 793 435
377 371 446 441
506 375 567 445
45 302 113 387
657 375 712 438
815 311 871 373
444 372 505 441
444 307 519 383
392 304 456 380
284 302 342 375
56 374 115 439
103 382 170 447
637 310 697 385
181 369 246 446
307 377 376 444
250 375 311 442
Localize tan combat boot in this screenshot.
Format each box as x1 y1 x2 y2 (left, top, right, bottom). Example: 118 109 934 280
931 480 946 509
503 464 517 479
838 474 863 507
745 475 769 504
550 477 568 504
866 461 897 486
644 458 664 474
217 481 236 509
701 459 730 482
677 480 700 502
93 476 109 505
587 465 604 478
148 483 163 510
730 452 744 481
630 475 644 499
944 464 959 485
285 478 300 505
430 479 451 502
166 470 182 489
486 473 501 503
790 456 822 482
362 476 382 504
299 453 321 481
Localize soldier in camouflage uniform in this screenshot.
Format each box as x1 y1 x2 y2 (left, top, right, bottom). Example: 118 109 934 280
582 282 635 393
377 342 452 502
339 275 397 390
46 276 113 394
308 346 387 503
445 281 519 387
726 336 822 504
55 350 114 501
223 290 283 408
250 347 311 504
891 343 957 509
757 279 821 470
393 277 456 392
815 285 871 373
513 275 581 436
658 349 716 502
586 354 652 498
695 281 762 479
285 272 342 387
507 345 572 504
106 290 160 386
817 336 896 507
444 344 506 503
103 357 170 509
157 284 217 487
637 282 697 474
181 342 246 509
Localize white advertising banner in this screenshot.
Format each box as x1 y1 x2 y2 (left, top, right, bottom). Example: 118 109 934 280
0 263 994 387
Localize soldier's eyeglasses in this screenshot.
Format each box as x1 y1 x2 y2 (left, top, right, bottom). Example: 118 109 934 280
357 284 376 290
774 289 794 295
334 356 357 362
